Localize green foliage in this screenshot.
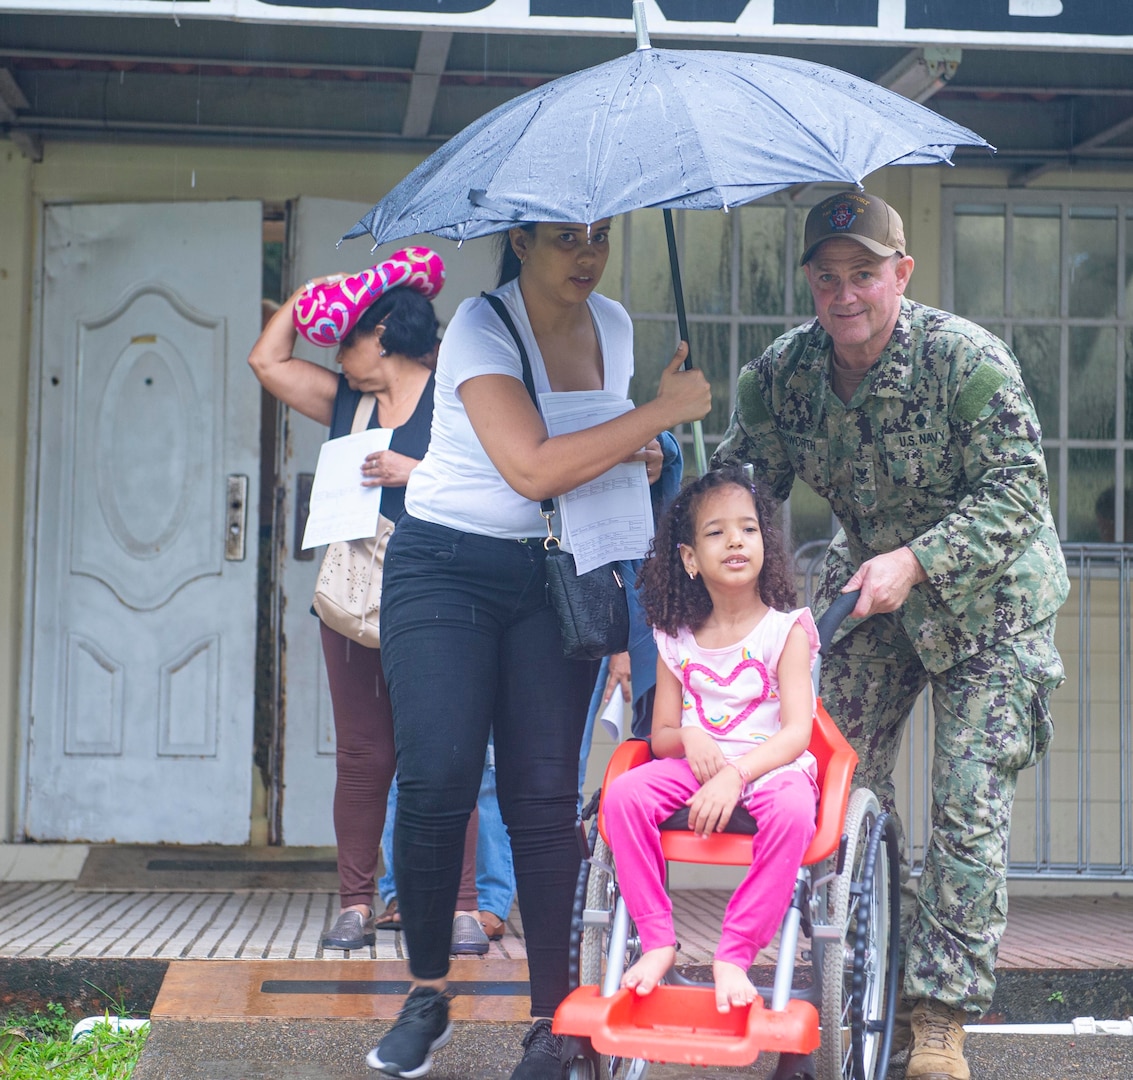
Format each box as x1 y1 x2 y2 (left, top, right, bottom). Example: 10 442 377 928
0 1004 148 1080
3 1002 71 1042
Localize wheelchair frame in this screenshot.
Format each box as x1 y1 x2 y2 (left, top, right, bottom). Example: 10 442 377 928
554 696 901 1080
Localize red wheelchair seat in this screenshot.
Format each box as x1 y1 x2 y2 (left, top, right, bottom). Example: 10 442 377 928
596 698 857 868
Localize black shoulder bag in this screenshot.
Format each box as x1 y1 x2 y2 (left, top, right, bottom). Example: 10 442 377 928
482 292 630 661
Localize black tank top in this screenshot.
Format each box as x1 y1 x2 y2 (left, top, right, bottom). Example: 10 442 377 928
328 372 435 522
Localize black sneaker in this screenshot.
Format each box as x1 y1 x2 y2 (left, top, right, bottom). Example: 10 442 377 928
509 1018 565 1080
366 986 453 1078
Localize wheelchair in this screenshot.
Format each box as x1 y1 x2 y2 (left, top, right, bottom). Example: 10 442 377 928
553 593 901 1080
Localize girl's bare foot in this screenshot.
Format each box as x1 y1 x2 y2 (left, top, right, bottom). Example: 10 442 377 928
622 946 676 996
713 959 757 1013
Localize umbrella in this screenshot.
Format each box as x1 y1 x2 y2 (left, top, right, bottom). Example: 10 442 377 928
343 2 992 471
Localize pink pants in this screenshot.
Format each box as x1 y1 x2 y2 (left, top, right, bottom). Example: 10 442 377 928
603 756 818 970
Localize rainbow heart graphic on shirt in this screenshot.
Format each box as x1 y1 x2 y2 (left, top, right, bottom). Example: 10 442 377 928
681 650 771 735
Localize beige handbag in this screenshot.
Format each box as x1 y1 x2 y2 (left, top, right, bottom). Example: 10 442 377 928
312 394 393 649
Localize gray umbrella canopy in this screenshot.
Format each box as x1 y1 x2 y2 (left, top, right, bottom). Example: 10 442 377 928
343 35 991 474
343 45 992 249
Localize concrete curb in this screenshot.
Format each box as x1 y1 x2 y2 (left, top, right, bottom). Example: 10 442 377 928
4 958 1130 1027
0 957 167 1018
5 958 1133 1080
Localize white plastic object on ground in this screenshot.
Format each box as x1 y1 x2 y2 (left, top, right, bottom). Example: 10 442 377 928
966 1016 1133 1037
70 1016 150 1042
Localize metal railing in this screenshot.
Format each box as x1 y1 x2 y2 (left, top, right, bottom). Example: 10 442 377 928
797 542 1133 881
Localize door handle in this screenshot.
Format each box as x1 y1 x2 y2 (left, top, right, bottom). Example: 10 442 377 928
294 472 315 561
225 474 248 561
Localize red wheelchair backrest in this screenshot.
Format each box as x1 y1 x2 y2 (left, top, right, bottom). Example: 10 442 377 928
597 698 857 868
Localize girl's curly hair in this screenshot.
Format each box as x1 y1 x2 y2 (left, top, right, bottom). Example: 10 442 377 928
639 465 797 637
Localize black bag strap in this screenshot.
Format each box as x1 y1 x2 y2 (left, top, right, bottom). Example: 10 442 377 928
482 292 538 406
481 291 556 520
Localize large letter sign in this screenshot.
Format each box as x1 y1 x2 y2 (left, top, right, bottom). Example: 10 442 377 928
908 1 1133 35
6 1 1132 49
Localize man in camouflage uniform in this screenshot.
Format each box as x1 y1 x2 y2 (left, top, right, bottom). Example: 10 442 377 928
714 190 1068 1080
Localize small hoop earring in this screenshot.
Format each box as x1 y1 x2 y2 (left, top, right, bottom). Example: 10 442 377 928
688 570 696 581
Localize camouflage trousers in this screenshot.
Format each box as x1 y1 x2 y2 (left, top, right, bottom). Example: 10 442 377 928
819 612 1063 1017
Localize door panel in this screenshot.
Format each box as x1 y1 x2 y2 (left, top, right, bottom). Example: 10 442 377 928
279 197 497 844
25 201 262 843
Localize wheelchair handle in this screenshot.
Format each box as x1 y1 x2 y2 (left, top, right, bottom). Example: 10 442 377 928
816 589 861 656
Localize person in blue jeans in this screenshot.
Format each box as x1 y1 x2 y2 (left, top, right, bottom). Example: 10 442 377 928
378 747 516 944
471 743 516 941
578 430 685 804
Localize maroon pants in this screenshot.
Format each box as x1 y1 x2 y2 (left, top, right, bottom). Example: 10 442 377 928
320 622 396 910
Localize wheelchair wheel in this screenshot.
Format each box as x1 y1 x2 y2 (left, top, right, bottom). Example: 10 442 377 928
567 822 651 1080
848 809 900 1080
817 788 899 1080
564 1039 599 1080
570 822 617 988
565 1049 650 1080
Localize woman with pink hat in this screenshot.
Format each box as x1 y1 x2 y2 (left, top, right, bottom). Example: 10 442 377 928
248 247 444 953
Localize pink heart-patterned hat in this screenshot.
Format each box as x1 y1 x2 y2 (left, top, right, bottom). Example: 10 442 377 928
292 246 446 347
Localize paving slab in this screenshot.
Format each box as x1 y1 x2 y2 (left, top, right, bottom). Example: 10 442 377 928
5 884 1133 1078
130 1019 1133 1080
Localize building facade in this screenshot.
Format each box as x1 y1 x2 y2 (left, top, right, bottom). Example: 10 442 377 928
1 2 1131 884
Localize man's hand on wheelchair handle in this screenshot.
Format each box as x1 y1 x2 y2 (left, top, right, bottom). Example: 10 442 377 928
843 546 927 619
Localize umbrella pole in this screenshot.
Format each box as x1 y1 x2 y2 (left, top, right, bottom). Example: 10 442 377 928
664 208 709 476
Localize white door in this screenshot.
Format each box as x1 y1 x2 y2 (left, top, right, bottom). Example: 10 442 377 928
278 197 497 843
24 201 263 844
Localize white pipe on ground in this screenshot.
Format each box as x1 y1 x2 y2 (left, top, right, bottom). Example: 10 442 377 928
967 1016 1133 1036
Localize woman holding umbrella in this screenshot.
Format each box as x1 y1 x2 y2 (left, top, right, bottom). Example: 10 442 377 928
367 219 711 1080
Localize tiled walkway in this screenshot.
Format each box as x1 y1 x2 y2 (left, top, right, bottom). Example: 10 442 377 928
1 881 1131 970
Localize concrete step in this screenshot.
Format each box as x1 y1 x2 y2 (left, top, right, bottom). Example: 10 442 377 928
7 953 1132 1079
4 955 1130 1028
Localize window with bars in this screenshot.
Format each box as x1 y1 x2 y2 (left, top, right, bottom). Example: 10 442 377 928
943 189 1133 543
595 198 835 547
598 190 1133 546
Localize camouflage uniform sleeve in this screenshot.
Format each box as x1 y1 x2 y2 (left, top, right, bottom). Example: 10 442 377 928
905 359 1052 615
711 352 796 505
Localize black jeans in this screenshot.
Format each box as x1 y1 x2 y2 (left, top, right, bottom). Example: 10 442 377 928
380 516 597 1016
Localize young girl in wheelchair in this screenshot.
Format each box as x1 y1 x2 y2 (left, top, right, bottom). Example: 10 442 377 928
602 465 821 1016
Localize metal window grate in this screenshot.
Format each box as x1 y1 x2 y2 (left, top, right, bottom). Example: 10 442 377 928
799 541 1133 881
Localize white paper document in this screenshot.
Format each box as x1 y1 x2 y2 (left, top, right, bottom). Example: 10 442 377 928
538 391 654 575
599 692 627 743
300 428 393 549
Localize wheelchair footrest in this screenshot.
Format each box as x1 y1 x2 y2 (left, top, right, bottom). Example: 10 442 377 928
553 985 819 1067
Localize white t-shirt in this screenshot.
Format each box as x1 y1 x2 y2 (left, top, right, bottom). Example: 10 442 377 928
406 278 635 538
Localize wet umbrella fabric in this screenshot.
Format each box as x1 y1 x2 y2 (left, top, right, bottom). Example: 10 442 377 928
342 46 991 248
342 44 991 473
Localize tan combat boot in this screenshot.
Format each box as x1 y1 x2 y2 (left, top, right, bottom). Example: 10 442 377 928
905 999 970 1080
